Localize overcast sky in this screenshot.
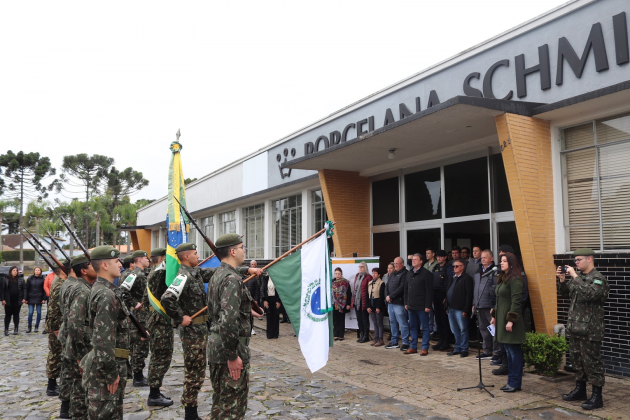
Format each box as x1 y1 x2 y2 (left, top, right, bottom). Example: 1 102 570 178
1 0 569 203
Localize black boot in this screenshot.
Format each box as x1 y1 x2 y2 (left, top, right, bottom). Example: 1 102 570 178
46 378 60 396
562 380 587 401
147 387 174 407
581 385 603 410
492 356 508 375
184 406 202 420
356 331 362 342
133 371 149 387
34 324 39 333
13 324 19 335
432 335 443 351
359 332 368 343
26 325 32 333
4 328 8 336
59 400 70 419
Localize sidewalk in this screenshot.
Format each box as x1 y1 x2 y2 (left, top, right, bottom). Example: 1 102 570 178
252 317 630 420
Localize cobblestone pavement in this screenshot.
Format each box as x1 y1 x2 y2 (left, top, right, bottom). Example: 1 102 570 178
0 306 628 419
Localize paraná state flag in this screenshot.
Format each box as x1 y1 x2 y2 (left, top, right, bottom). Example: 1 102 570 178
267 221 334 373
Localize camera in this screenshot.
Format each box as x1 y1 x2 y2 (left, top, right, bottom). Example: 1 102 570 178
559 265 567 274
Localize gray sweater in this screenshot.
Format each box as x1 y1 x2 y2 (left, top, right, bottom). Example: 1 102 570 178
473 263 498 309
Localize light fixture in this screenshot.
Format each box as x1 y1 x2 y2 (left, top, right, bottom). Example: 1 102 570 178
388 148 396 160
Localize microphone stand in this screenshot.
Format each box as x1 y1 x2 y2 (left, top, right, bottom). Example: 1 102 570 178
457 267 496 397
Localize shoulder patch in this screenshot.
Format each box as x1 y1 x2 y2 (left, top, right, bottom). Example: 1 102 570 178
166 274 188 300
156 261 166 271
120 273 137 291
593 279 603 285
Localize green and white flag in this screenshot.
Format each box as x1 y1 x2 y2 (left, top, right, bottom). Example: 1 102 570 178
267 221 334 373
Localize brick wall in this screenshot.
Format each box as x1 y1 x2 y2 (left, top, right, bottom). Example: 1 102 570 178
495 113 557 334
555 253 630 379
318 170 371 258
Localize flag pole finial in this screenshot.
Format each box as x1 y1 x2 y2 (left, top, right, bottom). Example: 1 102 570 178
176 129 181 141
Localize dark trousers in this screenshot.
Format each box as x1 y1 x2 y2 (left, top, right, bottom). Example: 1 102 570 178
504 343 524 389
333 310 346 338
4 304 21 329
432 291 448 336
265 295 280 339
570 336 605 387
354 308 370 336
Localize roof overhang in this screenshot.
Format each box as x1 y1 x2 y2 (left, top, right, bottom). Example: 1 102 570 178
283 96 544 172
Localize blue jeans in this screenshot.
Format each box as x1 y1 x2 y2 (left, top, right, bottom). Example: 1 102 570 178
504 343 524 389
388 303 409 345
447 309 469 352
28 304 42 327
408 309 431 350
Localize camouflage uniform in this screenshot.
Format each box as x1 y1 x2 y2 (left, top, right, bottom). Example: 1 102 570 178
143 262 174 388
58 275 80 405
207 262 253 419
161 264 248 407
121 266 149 374
46 276 64 380
558 268 610 387
65 277 94 419
80 277 130 420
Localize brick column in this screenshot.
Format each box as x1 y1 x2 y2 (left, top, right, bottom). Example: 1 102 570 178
318 170 371 258
495 113 556 334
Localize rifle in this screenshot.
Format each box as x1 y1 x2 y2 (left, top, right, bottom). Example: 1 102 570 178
41 226 70 261
21 233 57 272
23 229 68 276
172 197 265 319
50 207 149 339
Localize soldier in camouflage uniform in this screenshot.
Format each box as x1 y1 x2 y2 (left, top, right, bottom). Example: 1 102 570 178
65 255 97 419
45 266 68 397
557 248 610 410
80 246 130 420
120 250 151 387
207 233 263 420
161 242 259 420
143 248 174 407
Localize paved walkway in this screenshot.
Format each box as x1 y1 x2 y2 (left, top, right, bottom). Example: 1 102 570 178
0 305 628 419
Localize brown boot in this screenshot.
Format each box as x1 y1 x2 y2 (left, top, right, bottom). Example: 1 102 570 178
374 339 384 347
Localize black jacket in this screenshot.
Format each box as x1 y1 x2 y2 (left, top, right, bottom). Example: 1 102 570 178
432 263 449 292
246 274 261 303
260 275 278 302
385 268 408 305
404 267 434 311
25 274 46 305
1 275 25 307
445 272 474 315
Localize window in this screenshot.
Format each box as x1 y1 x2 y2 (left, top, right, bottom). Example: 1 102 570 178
219 211 236 236
201 216 214 258
188 226 197 248
272 194 302 257
491 154 512 213
312 190 328 232
444 157 489 218
562 113 630 250
405 167 441 222
372 177 399 225
152 230 160 250
242 204 264 259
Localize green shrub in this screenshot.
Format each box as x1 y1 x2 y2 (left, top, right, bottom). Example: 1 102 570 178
1 250 36 261
522 331 569 377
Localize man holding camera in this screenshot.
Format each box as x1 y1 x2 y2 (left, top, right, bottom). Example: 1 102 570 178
557 248 609 410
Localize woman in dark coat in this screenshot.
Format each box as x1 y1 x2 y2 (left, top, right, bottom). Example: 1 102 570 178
367 268 386 346
491 253 525 393
24 266 46 333
261 275 281 339
332 267 351 341
1 266 25 336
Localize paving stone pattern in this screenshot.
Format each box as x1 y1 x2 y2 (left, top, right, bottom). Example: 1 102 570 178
0 306 628 419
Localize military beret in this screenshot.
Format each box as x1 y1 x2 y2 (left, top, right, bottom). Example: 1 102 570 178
151 247 166 257
436 250 447 257
499 244 515 254
215 233 243 249
90 245 120 260
123 255 134 263
70 254 89 267
175 243 197 253
132 250 148 258
573 248 595 256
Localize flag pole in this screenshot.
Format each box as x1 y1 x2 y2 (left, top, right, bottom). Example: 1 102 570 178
190 222 335 320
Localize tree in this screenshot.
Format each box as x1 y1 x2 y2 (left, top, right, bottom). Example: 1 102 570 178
0 198 19 262
86 196 112 247
54 198 85 257
25 200 51 266
184 177 197 185
58 154 114 200
0 151 58 269
104 167 149 245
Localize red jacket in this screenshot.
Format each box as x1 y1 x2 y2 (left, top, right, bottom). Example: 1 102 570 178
351 273 372 310
44 272 55 297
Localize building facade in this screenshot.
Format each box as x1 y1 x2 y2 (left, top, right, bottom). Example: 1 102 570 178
134 0 630 377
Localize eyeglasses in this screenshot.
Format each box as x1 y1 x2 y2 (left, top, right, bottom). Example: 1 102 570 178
453 264 464 268
574 257 584 263
234 245 246 251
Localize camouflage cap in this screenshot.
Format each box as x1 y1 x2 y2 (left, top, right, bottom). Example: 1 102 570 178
150 247 166 257
132 250 148 258
175 243 197 253
70 254 89 267
90 245 120 260
123 255 134 264
215 233 242 249
573 248 595 256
